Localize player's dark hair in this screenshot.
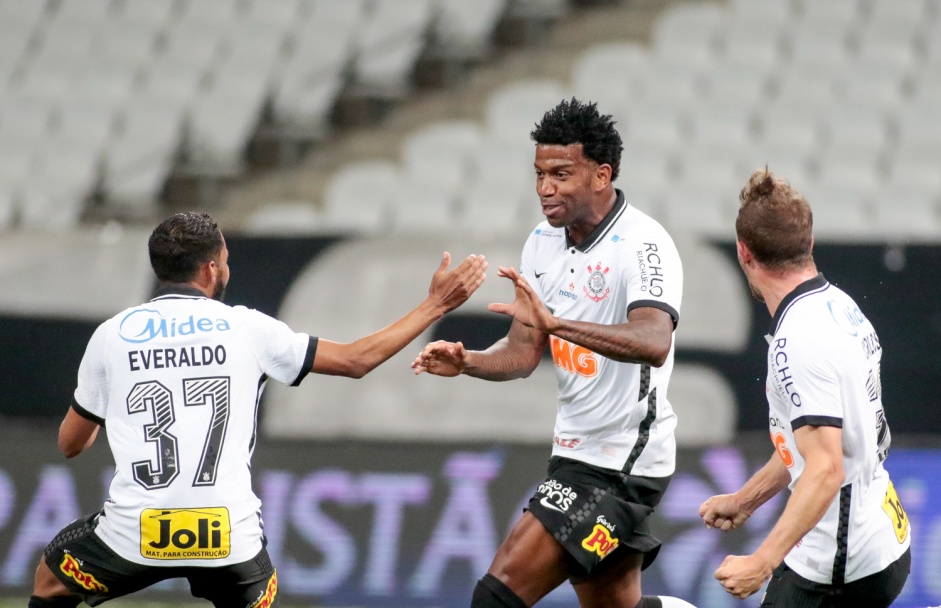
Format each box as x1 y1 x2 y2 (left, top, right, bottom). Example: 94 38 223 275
149 212 224 283
531 98 623 180
736 167 814 271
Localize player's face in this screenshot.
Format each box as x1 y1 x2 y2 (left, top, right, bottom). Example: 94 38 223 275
212 239 230 302
534 143 599 229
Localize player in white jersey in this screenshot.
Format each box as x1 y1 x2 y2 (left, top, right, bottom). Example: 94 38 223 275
28 212 487 608
699 169 910 606
413 99 695 608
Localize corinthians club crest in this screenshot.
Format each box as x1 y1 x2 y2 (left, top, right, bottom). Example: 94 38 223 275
584 262 610 303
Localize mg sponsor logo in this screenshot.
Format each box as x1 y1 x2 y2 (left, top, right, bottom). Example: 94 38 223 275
550 336 598 377
119 309 231 344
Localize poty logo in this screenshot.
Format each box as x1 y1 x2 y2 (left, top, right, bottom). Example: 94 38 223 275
60 554 108 593
119 309 231 344
581 524 619 559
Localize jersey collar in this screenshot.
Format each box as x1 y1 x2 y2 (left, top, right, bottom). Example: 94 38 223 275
566 189 627 253
151 284 209 300
769 273 829 336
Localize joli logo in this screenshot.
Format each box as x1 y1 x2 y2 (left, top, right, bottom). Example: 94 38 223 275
140 507 231 559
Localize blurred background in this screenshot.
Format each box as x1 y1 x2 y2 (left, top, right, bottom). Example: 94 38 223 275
0 0 939 605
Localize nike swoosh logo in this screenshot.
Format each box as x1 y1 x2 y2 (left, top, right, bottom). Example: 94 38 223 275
535 272 547 279
539 496 566 513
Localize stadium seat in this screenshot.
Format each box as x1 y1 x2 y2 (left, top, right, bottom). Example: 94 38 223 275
53 0 115 24
870 185 941 240
797 0 864 27
570 42 646 116
114 0 178 28
866 0 932 33
320 160 399 234
244 201 326 235
484 79 570 150
351 0 436 98
660 185 739 238
103 99 184 208
701 64 771 107
434 0 507 60
785 23 852 68
621 103 685 154
799 182 874 240
726 0 794 22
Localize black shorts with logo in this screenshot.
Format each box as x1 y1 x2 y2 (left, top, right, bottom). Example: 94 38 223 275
43 511 279 607
525 456 671 579
759 548 910 608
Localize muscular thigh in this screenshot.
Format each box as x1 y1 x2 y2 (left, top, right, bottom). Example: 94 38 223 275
42 513 167 605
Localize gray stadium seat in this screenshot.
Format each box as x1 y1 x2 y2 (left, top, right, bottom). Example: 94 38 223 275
484 79 570 151
320 160 399 234
434 0 507 60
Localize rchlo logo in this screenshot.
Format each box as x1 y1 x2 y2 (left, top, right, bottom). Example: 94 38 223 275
119 309 231 344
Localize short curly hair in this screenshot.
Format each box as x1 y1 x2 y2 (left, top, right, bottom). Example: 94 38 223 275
530 98 623 180
149 212 224 283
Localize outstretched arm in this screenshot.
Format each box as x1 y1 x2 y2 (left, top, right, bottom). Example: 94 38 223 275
713 425 844 599
313 253 487 378
412 317 548 381
488 266 674 367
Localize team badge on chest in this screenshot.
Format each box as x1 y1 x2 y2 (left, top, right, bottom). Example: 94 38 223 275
584 262 610 303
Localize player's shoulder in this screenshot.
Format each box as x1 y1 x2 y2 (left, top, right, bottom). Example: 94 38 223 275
773 279 861 352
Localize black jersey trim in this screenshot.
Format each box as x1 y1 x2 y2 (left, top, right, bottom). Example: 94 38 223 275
832 484 852 585
769 273 829 336
623 366 657 474
291 336 318 386
566 189 627 253
791 415 843 430
151 284 209 300
627 299 679 329
70 397 105 427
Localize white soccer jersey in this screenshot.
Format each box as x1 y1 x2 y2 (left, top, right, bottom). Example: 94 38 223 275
765 274 910 585
73 286 316 567
520 191 683 476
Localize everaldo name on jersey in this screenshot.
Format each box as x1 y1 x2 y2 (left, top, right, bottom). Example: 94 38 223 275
75 287 316 567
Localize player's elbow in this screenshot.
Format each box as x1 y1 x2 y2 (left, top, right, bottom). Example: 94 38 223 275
58 438 84 459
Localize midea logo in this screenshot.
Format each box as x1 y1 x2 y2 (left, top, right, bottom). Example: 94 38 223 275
119 309 231 344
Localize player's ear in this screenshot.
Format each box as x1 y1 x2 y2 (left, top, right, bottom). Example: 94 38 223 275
594 163 612 191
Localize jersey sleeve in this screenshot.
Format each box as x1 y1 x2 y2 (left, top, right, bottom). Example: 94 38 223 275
73 322 110 425
623 224 683 327
773 335 844 430
242 308 318 387
519 230 544 301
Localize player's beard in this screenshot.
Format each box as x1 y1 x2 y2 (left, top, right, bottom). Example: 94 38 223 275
746 278 764 302
212 275 227 302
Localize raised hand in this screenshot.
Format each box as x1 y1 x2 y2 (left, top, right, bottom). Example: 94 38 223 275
487 266 557 333
411 340 468 376
699 493 751 531
427 253 487 314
